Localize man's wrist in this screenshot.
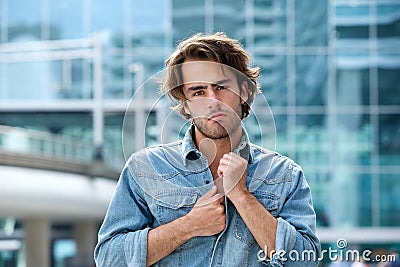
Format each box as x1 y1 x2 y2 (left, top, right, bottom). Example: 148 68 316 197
226 187 252 205
170 214 196 242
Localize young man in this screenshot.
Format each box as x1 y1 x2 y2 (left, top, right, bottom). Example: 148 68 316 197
95 33 320 266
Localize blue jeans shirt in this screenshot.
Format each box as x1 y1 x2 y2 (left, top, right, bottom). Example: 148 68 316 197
95 127 320 266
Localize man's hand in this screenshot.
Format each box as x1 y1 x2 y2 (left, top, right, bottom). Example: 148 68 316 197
217 152 248 199
184 186 226 236
147 186 225 266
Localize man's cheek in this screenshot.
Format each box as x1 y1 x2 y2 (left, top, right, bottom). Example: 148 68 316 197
187 101 209 116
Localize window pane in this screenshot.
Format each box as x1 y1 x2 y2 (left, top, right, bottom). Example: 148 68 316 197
256 54 287 106
244 99 275 151
132 0 166 48
103 54 125 99
380 174 400 226
358 174 372 226
335 4 369 25
71 59 93 99
309 171 331 227
49 0 84 39
214 0 245 43
104 113 125 171
335 4 370 39
379 114 400 166
337 69 369 106
103 53 163 100
172 0 205 45
336 25 369 39
0 112 92 139
130 54 165 100
310 173 372 227
330 172 371 227
8 0 42 41
337 113 371 166
273 114 288 154
295 1 328 46
295 114 329 167
378 67 400 105
0 61 58 100
254 0 286 47
0 59 91 101
295 55 328 106
52 239 76 267
335 42 370 70
145 111 158 147
91 1 124 33
377 4 400 38
121 110 136 158
0 112 93 160
0 5 2 43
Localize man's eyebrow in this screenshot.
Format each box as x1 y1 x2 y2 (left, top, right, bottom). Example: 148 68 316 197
186 79 233 91
187 84 207 91
212 79 232 86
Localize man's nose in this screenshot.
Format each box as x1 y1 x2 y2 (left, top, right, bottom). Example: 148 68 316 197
207 89 220 108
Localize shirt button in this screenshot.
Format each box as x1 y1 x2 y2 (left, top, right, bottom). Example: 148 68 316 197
205 180 210 184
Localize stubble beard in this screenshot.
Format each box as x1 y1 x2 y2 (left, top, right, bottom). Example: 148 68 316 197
192 105 242 140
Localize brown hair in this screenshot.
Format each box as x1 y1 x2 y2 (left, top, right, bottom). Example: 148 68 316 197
161 32 261 119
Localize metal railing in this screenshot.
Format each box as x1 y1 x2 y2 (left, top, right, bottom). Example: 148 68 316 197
0 125 92 163
0 125 121 178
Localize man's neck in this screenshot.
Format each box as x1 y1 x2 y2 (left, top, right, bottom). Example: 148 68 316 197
194 126 243 167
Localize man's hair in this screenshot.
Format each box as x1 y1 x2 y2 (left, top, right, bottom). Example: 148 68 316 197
161 32 261 119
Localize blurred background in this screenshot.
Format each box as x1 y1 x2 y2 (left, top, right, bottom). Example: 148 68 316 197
0 0 399 266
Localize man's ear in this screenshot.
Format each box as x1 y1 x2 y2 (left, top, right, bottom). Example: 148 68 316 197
240 81 249 104
181 100 191 116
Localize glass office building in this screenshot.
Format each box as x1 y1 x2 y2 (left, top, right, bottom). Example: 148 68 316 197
0 0 399 266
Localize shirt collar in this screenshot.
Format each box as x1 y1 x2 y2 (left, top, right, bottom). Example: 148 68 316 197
180 124 254 165
180 125 201 165
232 127 253 163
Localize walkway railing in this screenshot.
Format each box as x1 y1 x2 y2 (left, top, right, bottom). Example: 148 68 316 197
0 125 121 179
0 125 92 162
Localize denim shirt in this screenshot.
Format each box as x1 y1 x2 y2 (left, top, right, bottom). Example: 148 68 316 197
95 127 320 267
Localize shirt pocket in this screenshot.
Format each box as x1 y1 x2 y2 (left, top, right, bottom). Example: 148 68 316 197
154 189 198 226
233 191 279 247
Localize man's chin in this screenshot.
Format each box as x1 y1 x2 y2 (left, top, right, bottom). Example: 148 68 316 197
194 118 240 139
197 127 229 140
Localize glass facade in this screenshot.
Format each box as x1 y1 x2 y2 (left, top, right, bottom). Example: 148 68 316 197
333 0 400 229
0 0 399 265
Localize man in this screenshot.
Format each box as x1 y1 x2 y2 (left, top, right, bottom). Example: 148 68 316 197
95 32 320 266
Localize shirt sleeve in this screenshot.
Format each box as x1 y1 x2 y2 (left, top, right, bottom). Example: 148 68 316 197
264 163 321 266
94 164 152 267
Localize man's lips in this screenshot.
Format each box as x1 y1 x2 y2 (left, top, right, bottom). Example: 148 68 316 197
208 113 226 121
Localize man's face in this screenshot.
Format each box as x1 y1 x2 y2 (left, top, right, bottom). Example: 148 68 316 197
181 60 247 139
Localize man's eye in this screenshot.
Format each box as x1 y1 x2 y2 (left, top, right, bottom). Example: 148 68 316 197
193 91 204 96
216 85 226 90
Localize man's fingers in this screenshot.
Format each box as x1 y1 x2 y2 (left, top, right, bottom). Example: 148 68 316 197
218 157 246 176
217 165 225 177
209 193 224 204
196 186 225 206
219 154 240 168
199 185 217 200
196 186 217 206
214 177 224 193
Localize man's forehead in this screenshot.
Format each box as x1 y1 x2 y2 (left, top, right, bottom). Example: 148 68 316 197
181 61 238 84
